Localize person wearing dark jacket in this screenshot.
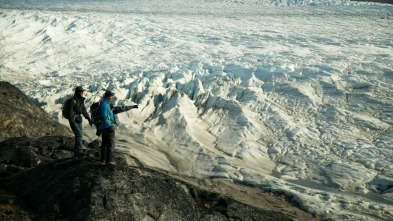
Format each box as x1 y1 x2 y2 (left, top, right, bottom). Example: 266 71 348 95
99 91 138 165
67 86 93 157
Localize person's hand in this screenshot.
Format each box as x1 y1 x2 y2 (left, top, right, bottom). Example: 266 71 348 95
108 126 115 132
133 105 139 109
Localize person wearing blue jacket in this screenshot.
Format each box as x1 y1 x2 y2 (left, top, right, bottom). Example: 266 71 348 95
99 91 138 165
99 91 116 165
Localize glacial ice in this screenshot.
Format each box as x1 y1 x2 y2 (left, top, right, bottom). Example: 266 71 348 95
1 0 393 220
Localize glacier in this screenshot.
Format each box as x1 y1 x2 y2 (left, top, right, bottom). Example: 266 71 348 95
1 0 393 220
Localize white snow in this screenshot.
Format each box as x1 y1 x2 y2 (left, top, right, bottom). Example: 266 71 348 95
1 0 393 220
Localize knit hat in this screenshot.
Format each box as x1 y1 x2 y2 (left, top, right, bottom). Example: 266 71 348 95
75 86 85 92
105 91 115 98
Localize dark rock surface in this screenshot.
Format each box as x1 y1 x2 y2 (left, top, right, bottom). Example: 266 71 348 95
0 134 141 178
0 81 72 142
0 188 43 220
0 135 102 180
2 158 295 221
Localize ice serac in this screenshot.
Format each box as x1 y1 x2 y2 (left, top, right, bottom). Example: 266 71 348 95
1 1 393 220
321 161 377 192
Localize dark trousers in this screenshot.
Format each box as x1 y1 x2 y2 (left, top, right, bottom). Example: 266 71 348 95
69 121 83 155
101 128 115 162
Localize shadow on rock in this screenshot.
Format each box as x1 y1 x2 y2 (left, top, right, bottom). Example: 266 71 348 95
0 135 101 180
2 158 295 221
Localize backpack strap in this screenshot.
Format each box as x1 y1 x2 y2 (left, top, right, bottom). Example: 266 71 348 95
70 97 77 115
72 98 79 117
103 100 112 124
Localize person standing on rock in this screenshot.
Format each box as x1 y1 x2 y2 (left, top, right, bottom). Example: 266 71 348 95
66 86 93 157
98 91 138 165
99 91 117 165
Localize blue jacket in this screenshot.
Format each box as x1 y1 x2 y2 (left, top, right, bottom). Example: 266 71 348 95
99 97 114 130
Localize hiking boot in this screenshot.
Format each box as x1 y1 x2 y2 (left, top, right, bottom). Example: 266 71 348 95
106 161 116 166
101 161 106 165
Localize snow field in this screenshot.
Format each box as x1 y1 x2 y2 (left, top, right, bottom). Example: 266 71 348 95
1 1 393 220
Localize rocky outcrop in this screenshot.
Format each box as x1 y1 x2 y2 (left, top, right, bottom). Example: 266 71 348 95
2 158 295 221
0 81 72 142
0 135 91 179
0 135 141 180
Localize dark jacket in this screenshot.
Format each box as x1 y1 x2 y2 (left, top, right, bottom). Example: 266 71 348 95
68 95 91 123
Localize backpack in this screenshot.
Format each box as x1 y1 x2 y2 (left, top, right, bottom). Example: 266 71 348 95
90 101 111 136
90 101 103 127
62 97 76 119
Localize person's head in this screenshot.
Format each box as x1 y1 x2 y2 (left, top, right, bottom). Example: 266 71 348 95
104 91 115 102
75 86 85 97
